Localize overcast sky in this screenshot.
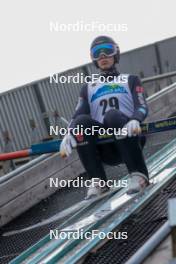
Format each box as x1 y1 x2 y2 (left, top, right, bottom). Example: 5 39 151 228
0 0 176 92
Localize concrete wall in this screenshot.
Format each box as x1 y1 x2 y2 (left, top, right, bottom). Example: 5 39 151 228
0 151 84 227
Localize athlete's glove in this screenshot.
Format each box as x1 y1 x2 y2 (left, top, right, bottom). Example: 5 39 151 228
124 120 141 137
60 134 77 157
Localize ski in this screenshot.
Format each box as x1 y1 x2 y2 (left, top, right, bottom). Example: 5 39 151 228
54 167 175 250
3 185 122 236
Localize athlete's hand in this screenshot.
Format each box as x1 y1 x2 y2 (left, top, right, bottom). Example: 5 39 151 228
60 134 77 157
124 120 141 137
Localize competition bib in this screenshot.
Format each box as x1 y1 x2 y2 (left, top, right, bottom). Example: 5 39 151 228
87 74 134 123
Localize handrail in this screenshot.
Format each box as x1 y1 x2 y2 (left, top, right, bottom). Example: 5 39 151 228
0 153 51 184
147 81 176 101
142 70 176 83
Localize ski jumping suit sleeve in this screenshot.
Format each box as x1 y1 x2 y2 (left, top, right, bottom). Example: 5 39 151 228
69 84 90 128
128 75 148 122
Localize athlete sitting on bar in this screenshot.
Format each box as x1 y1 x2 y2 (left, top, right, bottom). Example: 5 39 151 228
60 35 149 199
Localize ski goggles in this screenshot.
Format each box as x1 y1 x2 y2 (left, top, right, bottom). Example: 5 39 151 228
91 43 117 60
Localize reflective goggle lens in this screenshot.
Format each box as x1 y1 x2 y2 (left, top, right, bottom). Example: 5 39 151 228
91 43 116 60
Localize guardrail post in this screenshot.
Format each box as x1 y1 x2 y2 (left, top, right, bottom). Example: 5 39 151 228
53 110 68 125
33 83 50 135
154 43 162 74
2 131 16 174
29 119 38 144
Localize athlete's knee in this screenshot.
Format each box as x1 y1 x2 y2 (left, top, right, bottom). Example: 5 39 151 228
104 109 128 128
73 114 93 128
